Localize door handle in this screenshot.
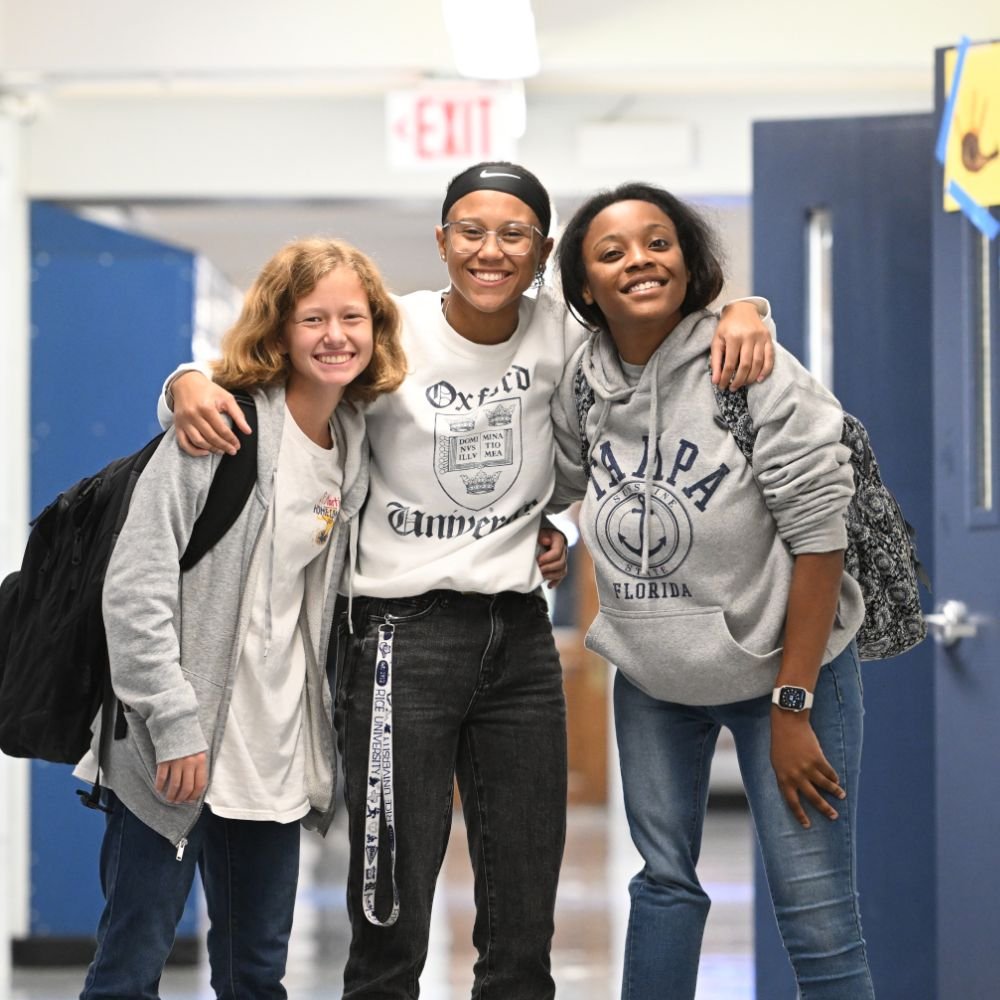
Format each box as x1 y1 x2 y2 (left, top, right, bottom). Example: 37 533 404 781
924 600 979 647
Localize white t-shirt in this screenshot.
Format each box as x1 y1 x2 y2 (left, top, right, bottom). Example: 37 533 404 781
352 287 585 598
207 408 342 821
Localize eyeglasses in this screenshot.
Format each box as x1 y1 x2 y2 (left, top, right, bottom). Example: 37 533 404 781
442 220 543 256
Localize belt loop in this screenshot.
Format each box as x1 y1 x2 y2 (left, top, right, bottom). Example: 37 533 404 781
351 596 378 633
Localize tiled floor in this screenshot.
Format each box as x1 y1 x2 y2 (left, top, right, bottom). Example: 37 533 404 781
9 802 755 999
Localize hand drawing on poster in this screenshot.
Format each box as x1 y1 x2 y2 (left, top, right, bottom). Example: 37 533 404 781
940 37 1000 238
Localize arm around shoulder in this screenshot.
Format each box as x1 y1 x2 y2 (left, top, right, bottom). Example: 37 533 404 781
722 295 772 324
162 364 248 456
159 361 214 429
713 298 775 388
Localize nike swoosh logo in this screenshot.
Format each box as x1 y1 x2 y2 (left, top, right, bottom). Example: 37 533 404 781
480 169 521 179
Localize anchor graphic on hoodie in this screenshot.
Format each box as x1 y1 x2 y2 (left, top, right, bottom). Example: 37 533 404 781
618 494 669 558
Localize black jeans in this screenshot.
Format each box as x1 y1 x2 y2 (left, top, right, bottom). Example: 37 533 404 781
334 589 568 999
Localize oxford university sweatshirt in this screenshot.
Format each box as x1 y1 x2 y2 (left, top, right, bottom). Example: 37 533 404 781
551 309 865 707
351 286 584 597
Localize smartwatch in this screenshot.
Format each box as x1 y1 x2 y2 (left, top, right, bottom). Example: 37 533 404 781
772 685 814 712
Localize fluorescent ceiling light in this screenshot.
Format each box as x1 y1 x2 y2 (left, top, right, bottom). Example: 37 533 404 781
442 0 540 80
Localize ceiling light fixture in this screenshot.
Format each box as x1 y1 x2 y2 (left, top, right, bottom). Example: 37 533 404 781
441 0 540 81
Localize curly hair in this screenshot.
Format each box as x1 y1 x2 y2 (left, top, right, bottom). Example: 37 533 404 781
557 182 726 336
211 238 406 405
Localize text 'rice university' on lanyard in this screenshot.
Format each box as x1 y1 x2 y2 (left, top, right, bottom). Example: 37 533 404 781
362 618 399 926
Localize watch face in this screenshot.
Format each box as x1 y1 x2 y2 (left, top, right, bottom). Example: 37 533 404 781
778 687 808 711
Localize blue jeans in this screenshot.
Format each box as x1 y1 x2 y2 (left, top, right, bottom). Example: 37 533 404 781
80 792 301 1000
615 643 874 1000
334 589 567 999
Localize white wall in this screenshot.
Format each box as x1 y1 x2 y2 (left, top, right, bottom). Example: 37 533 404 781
4 0 996 201
1 0 993 84
19 86 936 202
0 0 452 76
0 108 31 993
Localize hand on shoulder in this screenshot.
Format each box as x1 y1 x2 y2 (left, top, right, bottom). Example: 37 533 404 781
172 371 249 456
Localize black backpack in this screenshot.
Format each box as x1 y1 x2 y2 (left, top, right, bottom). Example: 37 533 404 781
0 394 258 792
571 362 930 661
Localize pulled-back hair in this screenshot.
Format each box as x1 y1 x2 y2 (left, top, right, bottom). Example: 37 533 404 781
557 182 726 335
211 237 406 405
441 160 552 235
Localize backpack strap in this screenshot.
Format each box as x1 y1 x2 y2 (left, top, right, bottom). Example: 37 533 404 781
77 667 119 812
180 392 258 572
709 367 757 464
572 359 596 474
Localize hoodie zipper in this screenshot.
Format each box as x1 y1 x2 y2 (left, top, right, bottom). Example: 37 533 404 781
171 396 276 863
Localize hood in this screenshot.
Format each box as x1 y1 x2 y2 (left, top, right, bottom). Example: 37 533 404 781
247 383 286 500
580 308 716 401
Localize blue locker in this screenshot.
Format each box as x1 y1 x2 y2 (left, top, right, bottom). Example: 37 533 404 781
20 202 200 964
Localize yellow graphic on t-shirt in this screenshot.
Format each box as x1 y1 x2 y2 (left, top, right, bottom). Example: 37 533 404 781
313 492 340 545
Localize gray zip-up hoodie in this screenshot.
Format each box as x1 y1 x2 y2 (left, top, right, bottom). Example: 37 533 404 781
551 310 864 706
93 384 367 848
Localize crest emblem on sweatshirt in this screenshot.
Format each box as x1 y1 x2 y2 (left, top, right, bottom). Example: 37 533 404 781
595 481 693 577
433 397 522 510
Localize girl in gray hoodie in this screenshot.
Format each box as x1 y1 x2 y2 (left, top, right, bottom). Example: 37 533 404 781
551 184 875 999
78 238 406 1000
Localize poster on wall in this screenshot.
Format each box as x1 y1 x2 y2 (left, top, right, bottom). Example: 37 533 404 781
942 38 1000 222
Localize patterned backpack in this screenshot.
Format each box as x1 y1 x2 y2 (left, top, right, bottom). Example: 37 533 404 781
572 361 930 661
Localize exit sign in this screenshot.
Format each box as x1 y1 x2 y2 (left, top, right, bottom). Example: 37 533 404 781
386 86 519 170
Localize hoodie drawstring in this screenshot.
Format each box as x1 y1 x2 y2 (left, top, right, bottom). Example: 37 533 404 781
581 330 670 579
346 517 359 635
263 469 278 657
640 352 663 577
586 397 613 470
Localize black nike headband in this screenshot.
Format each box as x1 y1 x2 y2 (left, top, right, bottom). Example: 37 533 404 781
440 162 552 236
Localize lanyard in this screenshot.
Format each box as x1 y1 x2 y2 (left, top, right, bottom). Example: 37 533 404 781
362 618 400 926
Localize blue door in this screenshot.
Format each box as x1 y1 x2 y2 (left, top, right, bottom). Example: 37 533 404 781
928 45 1000 1000
21 203 200 964
752 115 936 998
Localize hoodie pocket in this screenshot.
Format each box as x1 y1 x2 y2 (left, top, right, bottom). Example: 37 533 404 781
586 604 782 706
121 706 159 786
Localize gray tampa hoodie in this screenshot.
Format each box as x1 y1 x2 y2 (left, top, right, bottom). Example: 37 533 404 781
551 309 864 706
89 384 368 848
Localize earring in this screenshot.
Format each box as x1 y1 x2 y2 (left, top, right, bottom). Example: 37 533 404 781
533 264 545 288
